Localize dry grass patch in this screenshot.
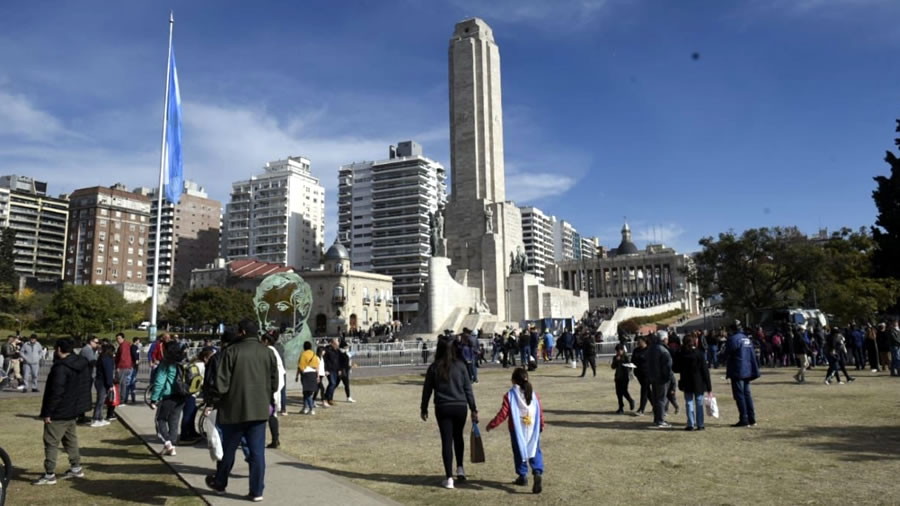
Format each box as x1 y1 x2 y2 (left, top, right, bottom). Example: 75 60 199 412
279 364 900 506
0 397 202 506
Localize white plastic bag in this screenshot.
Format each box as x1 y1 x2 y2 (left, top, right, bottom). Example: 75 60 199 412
705 393 719 419
205 409 223 462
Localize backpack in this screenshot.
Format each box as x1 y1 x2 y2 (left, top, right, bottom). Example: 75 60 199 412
172 362 201 397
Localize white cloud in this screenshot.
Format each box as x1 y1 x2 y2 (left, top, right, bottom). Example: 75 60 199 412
506 171 576 203
0 88 74 142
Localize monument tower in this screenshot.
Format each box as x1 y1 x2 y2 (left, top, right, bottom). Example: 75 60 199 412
444 17 523 320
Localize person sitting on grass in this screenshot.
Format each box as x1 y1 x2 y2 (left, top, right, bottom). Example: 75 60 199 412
485 367 545 494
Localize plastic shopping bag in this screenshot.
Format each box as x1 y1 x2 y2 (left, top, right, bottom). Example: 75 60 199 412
205 409 223 462
470 423 485 463
705 393 719 419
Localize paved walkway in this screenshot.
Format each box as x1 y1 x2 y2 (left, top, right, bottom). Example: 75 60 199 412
115 403 399 505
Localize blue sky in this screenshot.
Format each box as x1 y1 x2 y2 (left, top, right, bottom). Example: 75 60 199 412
1 0 899 253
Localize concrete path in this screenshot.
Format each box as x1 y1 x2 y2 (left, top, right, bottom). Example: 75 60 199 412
115 403 399 505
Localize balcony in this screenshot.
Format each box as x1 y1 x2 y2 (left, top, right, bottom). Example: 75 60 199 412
362 296 371 305
332 294 346 305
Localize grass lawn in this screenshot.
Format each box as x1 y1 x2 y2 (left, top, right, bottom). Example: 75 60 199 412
0 397 203 506
277 363 900 505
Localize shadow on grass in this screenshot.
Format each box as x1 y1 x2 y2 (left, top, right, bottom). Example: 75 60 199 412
546 418 661 431
278 461 520 493
543 409 596 416
767 425 900 462
70 478 198 505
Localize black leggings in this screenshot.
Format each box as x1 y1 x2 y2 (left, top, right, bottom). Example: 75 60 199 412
581 355 596 377
268 414 279 443
638 377 650 412
435 404 467 478
615 378 634 409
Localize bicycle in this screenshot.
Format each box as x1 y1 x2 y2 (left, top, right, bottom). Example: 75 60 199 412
1 444 11 506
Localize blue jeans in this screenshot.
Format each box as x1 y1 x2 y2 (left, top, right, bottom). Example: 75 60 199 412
520 346 532 365
180 395 198 439
730 379 756 425
215 420 267 497
509 430 543 477
892 347 900 375
325 371 339 402
467 361 478 382
684 391 705 428
126 368 138 403
707 345 719 368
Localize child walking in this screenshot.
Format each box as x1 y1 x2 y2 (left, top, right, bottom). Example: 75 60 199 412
611 344 635 414
486 367 545 494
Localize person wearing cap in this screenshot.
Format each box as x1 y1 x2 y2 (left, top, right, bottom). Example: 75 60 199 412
725 321 760 427
645 331 673 428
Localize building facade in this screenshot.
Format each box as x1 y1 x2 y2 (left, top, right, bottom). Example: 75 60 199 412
519 206 555 282
136 181 221 288
190 257 294 293
305 242 394 336
553 219 577 262
222 156 325 270
0 175 69 281
338 141 446 322
546 222 700 314
64 184 152 286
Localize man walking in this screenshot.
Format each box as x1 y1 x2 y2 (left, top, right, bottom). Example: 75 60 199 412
646 331 673 428
21 334 44 393
77 337 100 424
111 333 133 420
206 320 278 502
33 339 92 485
725 321 760 427
890 320 900 377
127 338 141 404
323 338 342 407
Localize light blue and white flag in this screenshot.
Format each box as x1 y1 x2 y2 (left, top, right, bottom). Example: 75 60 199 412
164 42 183 204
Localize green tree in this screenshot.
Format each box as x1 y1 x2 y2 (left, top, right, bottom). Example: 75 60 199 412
872 120 900 284
177 287 253 328
814 228 900 325
40 285 130 337
691 227 825 319
0 227 18 313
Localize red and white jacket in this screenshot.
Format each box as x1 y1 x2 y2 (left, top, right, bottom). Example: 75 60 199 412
486 391 545 433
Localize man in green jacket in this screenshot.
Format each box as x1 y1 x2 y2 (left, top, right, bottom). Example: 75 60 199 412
206 320 278 502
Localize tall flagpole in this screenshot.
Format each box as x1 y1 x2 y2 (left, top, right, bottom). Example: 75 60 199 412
150 11 175 342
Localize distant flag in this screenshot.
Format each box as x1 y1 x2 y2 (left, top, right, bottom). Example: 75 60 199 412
164 40 183 204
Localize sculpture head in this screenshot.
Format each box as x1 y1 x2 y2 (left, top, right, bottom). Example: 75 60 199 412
253 272 313 337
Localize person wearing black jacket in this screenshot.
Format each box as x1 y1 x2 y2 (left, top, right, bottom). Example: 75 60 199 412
674 336 712 431
34 339 92 485
336 344 355 403
126 338 141 404
579 332 596 378
503 334 518 368
645 331 673 428
611 344 635 414
631 336 650 415
91 342 115 426
421 337 478 490
322 338 342 408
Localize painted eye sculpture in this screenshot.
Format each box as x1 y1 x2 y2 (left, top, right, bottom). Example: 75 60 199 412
275 302 291 312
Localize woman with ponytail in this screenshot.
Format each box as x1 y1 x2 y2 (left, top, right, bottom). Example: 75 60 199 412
486 367 545 494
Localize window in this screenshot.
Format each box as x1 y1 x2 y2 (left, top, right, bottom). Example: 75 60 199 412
112 257 119 264
126 270 132 279
114 233 120 242
99 231 106 240
98 243 104 253
100 209 108 216
138 248 143 256
129 213 135 220
115 211 121 218
129 236 134 244
100 219 107 226
96 267 103 275
113 245 119 253
111 269 117 278
114 222 120 229
139 237 144 245
129 224 135 232
127 258 133 266
137 272 142 279
96 255 104 263
137 260 143 267
128 247 134 255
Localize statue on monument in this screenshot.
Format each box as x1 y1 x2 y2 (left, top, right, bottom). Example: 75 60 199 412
429 204 447 257
510 251 520 274
484 205 493 234
516 245 527 273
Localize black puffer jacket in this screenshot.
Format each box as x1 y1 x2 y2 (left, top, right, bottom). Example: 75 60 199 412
40 354 92 420
674 348 711 394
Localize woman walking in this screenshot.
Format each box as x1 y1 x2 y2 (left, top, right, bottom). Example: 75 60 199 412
631 336 650 415
865 324 879 373
674 335 712 431
296 341 319 415
149 340 187 457
90 342 115 427
421 337 478 489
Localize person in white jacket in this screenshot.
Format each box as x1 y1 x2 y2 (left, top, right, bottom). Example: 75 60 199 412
263 333 286 449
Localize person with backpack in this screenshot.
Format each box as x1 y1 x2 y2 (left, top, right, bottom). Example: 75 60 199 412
149 340 187 457
179 349 213 444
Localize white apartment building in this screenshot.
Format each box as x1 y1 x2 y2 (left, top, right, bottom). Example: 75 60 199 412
519 206 555 281
0 175 69 281
338 141 446 322
553 218 577 262
222 156 325 270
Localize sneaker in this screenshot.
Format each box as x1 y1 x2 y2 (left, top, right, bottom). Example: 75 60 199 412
697 426 706 431
615 408 624 415
633 411 644 417
658 422 672 428
16 385 25 391
266 441 280 449
248 495 263 502
872 369 879 373
33 474 57 485
514 475 528 486
322 402 331 408
90 420 104 428
824 379 831 385
442 477 454 489
205 475 225 494
684 426 694 431
280 411 288 417
61 467 84 479
301 407 309 415
108 415 118 422
169 448 177 456
347 397 356 403
100 420 111 426
532 474 543 494
731 421 749 427
456 466 466 482
838 381 845 385
310 409 316 416
848 377 856 383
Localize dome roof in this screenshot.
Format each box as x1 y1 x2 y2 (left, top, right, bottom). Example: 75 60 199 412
325 242 350 261
616 240 639 255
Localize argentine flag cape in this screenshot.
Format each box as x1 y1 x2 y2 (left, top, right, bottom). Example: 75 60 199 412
508 385 540 462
